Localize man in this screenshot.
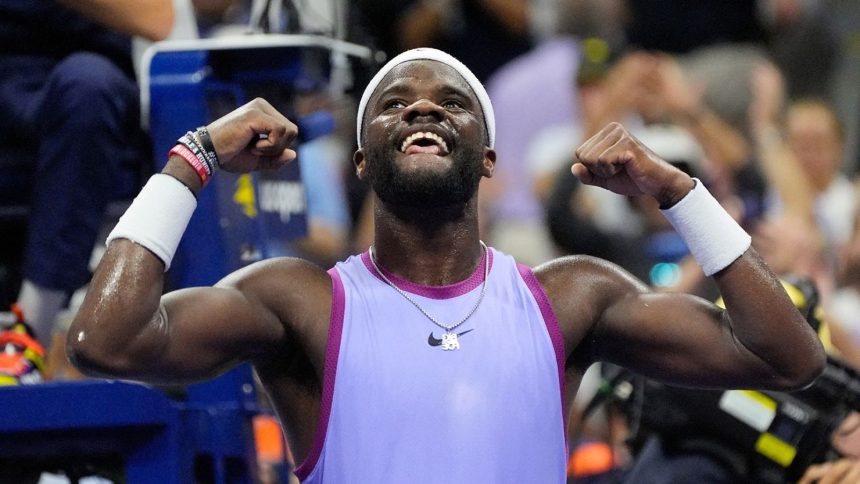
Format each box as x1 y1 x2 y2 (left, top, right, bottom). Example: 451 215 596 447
68 48 825 483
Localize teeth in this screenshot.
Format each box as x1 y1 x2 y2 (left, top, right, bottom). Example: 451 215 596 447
400 131 448 153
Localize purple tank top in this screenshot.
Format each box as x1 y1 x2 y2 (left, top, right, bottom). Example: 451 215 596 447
294 247 567 483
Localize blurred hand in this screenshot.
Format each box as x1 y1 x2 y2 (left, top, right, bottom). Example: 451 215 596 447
752 216 823 275
799 459 860 484
603 52 661 119
748 62 786 133
656 55 705 118
833 412 860 458
206 98 298 173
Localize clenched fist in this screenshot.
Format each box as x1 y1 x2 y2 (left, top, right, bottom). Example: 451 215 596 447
572 122 694 208
206 98 298 173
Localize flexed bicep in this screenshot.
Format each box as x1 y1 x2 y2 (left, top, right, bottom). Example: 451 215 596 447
548 124 823 391
594 289 760 388
540 256 751 387
69 258 286 383
537 251 823 393
140 284 287 382
69 245 331 384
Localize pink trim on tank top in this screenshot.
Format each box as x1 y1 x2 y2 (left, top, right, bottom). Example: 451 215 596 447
293 267 346 481
516 263 568 448
360 248 494 299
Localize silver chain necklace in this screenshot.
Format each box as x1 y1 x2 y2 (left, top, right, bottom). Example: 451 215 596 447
369 241 489 351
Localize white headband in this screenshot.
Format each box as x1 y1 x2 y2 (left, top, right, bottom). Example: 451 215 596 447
356 47 495 149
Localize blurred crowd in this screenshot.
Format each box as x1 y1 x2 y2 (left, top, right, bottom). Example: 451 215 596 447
308 0 860 365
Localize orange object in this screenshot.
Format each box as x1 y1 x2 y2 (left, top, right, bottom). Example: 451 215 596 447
10 303 25 323
254 414 285 463
567 441 615 477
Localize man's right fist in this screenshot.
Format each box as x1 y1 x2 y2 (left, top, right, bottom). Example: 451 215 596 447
206 98 298 173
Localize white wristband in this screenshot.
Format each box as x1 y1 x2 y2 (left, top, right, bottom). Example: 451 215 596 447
106 174 198 271
661 179 751 276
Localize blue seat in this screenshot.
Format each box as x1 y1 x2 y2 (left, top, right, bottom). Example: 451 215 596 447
0 377 256 483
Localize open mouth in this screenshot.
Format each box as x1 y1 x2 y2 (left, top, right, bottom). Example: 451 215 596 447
399 131 451 156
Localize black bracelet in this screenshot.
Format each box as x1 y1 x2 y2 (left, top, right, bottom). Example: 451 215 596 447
188 131 215 175
177 132 213 177
195 126 220 169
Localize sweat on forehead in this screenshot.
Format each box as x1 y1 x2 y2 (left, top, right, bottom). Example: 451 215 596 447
356 48 495 149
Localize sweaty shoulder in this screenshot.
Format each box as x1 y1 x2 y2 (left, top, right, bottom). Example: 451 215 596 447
532 255 649 365
217 257 334 360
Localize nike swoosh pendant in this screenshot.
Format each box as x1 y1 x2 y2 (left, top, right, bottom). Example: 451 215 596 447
441 332 460 351
428 329 474 349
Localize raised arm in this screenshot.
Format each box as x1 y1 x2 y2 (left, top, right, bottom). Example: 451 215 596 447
543 123 825 391
67 99 330 384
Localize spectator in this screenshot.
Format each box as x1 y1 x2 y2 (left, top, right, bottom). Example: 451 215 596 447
784 99 857 249
749 63 857 272
0 0 174 381
483 0 626 265
352 0 533 82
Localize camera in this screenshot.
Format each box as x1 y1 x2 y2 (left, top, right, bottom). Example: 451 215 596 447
618 354 860 483
583 276 859 483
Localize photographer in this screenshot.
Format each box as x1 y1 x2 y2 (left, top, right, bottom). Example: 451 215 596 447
612 276 860 484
